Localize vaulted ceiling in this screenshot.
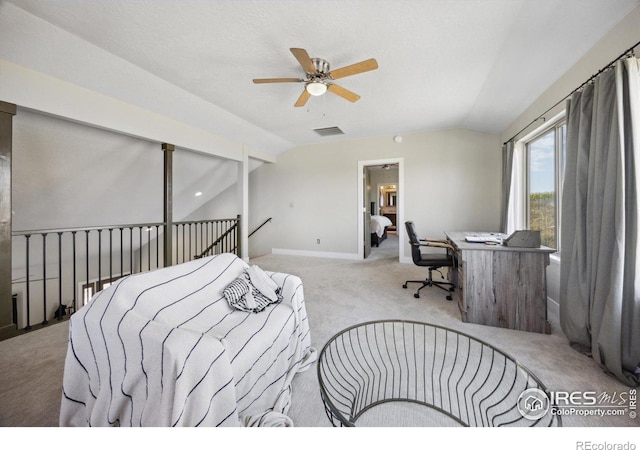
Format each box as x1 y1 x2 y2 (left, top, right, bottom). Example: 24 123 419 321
2 0 639 158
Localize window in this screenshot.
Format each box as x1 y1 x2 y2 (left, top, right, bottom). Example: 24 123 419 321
525 121 566 250
82 283 95 306
81 276 125 306
97 279 114 291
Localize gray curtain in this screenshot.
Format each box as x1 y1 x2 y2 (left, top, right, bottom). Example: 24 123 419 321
560 57 640 387
500 140 514 233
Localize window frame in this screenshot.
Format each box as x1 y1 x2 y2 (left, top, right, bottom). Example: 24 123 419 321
523 118 566 253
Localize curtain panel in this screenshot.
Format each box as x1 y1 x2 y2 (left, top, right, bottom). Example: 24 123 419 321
500 141 514 233
560 57 640 387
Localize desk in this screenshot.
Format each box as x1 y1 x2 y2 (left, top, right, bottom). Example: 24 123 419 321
445 231 555 334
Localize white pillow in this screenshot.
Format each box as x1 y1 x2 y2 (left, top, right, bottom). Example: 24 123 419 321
246 265 279 302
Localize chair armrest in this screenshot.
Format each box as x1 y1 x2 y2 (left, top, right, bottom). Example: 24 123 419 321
419 240 455 251
420 238 449 244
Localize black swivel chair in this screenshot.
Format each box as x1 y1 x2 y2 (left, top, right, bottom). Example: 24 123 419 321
402 221 455 300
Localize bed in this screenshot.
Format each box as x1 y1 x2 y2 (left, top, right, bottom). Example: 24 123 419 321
59 253 316 427
371 214 393 247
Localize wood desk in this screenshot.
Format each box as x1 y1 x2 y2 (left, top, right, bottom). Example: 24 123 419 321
445 231 555 334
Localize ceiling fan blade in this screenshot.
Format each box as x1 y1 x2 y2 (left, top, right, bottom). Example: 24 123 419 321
327 83 361 103
253 77 304 84
290 48 317 74
294 89 311 107
329 58 378 80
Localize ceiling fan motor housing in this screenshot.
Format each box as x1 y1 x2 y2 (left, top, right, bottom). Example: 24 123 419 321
311 58 330 76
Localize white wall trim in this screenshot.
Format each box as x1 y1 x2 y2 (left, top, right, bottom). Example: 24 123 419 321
0 59 276 164
357 157 405 261
272 248 360 260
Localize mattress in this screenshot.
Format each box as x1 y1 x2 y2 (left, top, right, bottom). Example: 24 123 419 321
371 214 393 238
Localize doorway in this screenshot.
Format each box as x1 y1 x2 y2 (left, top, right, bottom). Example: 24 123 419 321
357 158 404 261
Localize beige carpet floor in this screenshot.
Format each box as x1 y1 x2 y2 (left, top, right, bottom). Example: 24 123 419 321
1 236 637 432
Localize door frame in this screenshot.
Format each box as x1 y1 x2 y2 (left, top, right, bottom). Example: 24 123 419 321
357 158 405 261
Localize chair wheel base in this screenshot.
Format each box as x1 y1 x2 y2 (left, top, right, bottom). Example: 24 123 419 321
414 293 420 299
402 284 407 289
446 295 452 301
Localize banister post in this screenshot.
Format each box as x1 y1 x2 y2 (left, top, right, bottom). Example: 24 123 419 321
0 101 17 340
162 143 175 267
237 146 249 261
236 214 242 259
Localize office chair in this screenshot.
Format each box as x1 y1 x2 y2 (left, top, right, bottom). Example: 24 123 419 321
402 221 455 300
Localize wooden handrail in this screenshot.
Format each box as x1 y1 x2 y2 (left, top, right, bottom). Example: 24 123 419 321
197 217 272 258
195 222 238 259
12 217 241 236
249 217 272 238
12 222 166 236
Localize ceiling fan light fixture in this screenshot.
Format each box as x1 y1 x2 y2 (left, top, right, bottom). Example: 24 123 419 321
306 81 327 96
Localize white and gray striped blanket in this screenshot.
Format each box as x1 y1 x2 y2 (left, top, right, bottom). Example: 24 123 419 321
59 253 316 427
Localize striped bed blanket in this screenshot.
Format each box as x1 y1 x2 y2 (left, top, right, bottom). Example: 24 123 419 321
59 253 316 427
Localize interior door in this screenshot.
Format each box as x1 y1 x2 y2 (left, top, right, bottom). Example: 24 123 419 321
363 167 371 258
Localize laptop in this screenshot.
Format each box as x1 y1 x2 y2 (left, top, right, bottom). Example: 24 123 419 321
502 230 541 248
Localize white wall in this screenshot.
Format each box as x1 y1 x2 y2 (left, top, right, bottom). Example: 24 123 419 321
13 109 163 230
500 4 640 306
10 109 250 326
192 128 501 259
12 109 247 231
501 5 640 145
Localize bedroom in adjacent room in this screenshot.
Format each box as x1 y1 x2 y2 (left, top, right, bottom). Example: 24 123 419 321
365 162 399 260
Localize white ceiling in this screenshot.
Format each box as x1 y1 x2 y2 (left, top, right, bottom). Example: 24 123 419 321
2 0 640 157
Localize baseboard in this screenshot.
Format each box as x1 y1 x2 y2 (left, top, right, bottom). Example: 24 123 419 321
272 248 360 260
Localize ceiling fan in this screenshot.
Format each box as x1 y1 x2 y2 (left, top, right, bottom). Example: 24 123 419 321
253 48 378 107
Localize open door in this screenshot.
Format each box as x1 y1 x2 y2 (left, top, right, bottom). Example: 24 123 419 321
363 167 371 258
357 158 403 261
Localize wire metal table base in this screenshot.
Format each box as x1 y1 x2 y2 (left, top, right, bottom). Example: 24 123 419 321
317 320 561 427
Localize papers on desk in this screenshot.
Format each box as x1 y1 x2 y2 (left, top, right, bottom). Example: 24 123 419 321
464 233 505 244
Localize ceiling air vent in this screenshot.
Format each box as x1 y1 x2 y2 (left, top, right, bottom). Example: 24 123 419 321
313 126 344 137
